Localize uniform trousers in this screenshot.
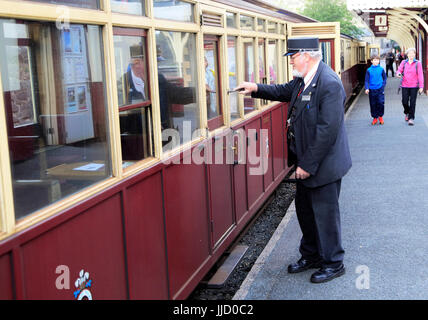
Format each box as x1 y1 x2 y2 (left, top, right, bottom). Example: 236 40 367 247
368 88 384 118
295 179 344 268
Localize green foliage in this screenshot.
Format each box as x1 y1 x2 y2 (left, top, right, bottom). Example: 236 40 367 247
298 0 364 38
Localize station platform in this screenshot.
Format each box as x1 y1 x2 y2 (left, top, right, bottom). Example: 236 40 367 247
233 76 428 300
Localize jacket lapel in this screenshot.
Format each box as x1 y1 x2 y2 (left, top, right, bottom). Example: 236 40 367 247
292 62 325 122
287 78 304 119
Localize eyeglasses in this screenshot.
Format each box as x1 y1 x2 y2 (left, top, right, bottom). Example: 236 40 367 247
289 53 302 61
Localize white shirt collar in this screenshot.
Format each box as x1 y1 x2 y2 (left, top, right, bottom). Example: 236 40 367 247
303 60 321 91
131 69 146 99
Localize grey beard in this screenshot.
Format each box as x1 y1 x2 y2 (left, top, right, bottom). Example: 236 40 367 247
292 69 304 78
292 63 308 78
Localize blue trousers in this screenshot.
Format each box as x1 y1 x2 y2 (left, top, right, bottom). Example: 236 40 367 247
369 88 384 118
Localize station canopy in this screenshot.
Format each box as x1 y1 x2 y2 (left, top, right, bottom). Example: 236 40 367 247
346 0 428 49
347 0 428 9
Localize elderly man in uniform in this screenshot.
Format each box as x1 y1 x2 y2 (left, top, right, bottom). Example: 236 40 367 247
235 37 352 283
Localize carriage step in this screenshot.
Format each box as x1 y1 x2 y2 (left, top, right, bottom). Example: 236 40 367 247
206 245 248 289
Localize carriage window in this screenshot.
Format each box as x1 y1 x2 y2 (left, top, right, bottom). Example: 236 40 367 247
204 36 223 130
320 40 332 69
228 36 239 121
258 39 267 106
268 40 278 85
113 28 153 168
359 47 366 63
243 37 255 114
25 0 99 9
240 15 254 31
153 0 194 22
226 12 236 28
268 21 277 34
257 18 265 32
155 31 198 152
111 0 145 16
0 19 111 220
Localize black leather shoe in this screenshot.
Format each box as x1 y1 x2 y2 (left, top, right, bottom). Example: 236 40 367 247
288 258 323 274
310 264 345 283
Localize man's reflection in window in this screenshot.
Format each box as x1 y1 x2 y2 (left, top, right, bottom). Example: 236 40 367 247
124 44 147 104
205 56 216 119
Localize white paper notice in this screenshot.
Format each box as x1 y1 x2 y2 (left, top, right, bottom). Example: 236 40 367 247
73 163 105 171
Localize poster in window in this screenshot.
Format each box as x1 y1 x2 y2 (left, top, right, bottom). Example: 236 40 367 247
67 87 77 113
63 29 72 53
77 85 88 111
8 46 37 127
71 27 82 54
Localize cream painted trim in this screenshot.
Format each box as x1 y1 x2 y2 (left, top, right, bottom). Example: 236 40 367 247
122 157 159 178
254 36 260 110
200 3 226 16
201 26 225 36
0 68 15 234
104 23 123 179
219 33 230 128
111 14 153 28
147 27 163 159
12 175 122 237
237 35 244 119
0 0 109 25
197 29 208 133
152 20 199 33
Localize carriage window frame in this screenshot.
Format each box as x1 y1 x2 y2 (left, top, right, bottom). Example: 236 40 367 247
226 12 237 29
24 0 100 9
113 27 151 112
110 0 146 16
258 38 268 107
153 0 195 23
0 19 112 222
227 36 240 122
113 27 154 169
240 15 254 31
243 37 256 115
204 34 224 131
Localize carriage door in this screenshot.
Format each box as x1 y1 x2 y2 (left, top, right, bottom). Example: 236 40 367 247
287 22 340 76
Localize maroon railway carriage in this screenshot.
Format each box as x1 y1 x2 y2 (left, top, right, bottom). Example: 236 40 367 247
0 0 366 300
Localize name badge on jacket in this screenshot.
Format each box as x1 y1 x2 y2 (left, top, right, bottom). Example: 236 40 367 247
302 95 311 101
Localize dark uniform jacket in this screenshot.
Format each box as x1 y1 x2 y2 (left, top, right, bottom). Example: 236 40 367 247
252 61 352 188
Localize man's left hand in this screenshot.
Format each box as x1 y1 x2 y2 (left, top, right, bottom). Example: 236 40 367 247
296 167 310 180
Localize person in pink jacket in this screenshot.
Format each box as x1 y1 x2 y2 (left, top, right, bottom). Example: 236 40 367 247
396 48 424 126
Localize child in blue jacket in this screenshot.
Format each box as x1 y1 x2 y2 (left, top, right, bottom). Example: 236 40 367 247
365 55 387 125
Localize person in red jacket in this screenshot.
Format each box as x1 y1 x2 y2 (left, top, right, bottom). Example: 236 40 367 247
396 48 424 126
